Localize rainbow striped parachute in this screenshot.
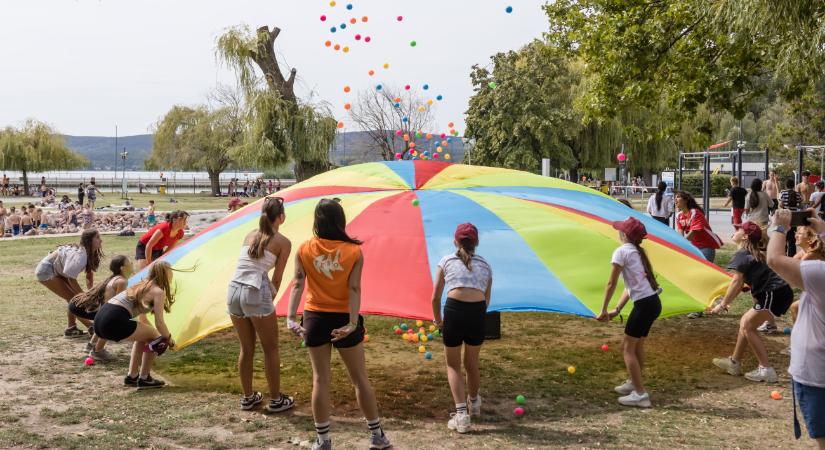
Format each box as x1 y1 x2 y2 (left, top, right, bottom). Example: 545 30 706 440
136 161 730 349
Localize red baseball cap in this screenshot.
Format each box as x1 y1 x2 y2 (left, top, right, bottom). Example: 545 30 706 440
734 221 762 242
455 222 478 245
612 217 647 242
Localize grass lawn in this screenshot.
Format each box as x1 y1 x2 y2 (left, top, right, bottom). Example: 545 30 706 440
0 236 810 449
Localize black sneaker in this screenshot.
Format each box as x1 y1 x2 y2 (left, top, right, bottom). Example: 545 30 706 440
137 375 166 390
64 326 86 339
264 393 295 413
124 375 139 387
240 392 263 410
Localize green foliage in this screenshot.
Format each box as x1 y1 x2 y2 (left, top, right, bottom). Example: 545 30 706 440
0 120 87 191
678 173 732 198
544 1 825 121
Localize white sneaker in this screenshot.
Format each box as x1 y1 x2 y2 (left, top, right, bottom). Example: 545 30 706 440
618 391 651 408
447 411 471 433
744 366 778 383
756 321 778 333
467 395 482 417
712 356 742 376
614 379 634 395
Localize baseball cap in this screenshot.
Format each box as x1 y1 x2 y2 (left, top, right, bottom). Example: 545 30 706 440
733 221 762 242
454 222 478 245
612 217 647 242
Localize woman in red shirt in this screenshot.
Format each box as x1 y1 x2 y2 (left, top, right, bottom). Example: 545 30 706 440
136 210 189 270
675 191 722 263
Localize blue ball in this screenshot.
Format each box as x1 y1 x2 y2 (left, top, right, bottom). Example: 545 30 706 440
402 116 409 123
376 84 382 91
784 326 792 335
426 333 433 340
506 6 513 13
423 84 429 90
436 95 443 101
346 3 353 9
400 323 408 331
330 27 337 33
394 103 401 108
340 23 347 29
424 351 433 360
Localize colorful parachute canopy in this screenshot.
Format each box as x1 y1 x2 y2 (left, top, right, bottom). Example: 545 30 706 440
134 161 730 349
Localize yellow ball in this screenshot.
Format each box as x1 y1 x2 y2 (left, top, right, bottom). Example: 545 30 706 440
436 146 443 153
445 154 451 160
567 366 576 375
418 106 426 112
419 327 426 333
429 325 436 332
421 335 428 342
416 320 423 327
402 333 410 341
427 99 433 106
383 63 390 69
418 345 426 353
329 0 336 6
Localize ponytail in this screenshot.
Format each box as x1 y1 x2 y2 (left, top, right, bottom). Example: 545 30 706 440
749 178 763 210
632 242 659 291
249 197 285 259
70 255 130 312
456 239 476 270
655 181 666 210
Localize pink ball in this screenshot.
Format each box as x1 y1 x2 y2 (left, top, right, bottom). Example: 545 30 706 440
397 15 403 21
601 344 609 352
395 152 402 159
396 130 403 136
513 407 525 417
84 357 94 366
355 34 362 40
433 153 440 159
364 36 371 43
440 133 446 139
617 153 627 162
320 15 327 21
405 85 411 90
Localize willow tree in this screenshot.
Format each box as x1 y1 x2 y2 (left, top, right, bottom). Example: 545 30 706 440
0 120 87 192
146 104 242 195
216 25 336 180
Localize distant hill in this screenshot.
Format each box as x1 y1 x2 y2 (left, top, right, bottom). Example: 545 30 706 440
64 131 464 170
63 134 153 170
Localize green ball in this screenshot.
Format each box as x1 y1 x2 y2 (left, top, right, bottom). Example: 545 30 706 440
412 199 420 207
433 329 441 337
488 81 497 89
410 40 417 47
393 325 400 331
300 341 306 348
516 394 526 405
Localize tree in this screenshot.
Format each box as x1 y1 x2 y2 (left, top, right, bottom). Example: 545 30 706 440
544 0 825 121
0 120 87 193
216 25 336 181
146 101 243 195
348 87 436 161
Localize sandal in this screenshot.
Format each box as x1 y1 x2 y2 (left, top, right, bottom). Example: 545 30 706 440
64 326 86 338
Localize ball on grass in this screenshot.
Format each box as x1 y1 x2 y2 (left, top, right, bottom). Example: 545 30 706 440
416 320 423 327
84 357 94 366
400 323 408 330
363 334 370 343
515 394 526 405
513 407 525 417
418 345 426 353
424 351 433 360
771 390 783 400
567 365 576 375
601 344 609 352
783 327 792 335
394 328 402 335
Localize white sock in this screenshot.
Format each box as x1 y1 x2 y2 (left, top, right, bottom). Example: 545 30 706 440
315 421 330 442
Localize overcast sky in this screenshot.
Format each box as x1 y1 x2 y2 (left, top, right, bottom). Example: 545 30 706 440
0 0 548 137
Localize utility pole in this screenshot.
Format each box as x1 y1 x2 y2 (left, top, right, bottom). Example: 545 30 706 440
114 125 118 173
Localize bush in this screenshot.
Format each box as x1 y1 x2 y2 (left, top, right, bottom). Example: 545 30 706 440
678 173 731 197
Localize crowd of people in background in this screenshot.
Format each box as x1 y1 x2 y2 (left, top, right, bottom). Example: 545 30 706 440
227 177 282 198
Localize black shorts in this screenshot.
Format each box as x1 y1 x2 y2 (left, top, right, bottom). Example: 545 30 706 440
135 242 164 261
93 303 137 342
301 311 365 348
442 298 487 347
625 294 662 338
68 303 97 321
752 284 793 317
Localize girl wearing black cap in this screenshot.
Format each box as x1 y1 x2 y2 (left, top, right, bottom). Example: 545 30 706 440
711 221 793 383
596 217 662 408
431 222 492 433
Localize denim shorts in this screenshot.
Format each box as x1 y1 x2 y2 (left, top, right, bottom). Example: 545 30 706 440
794 380 825 439
226 279 274 318
35 259 56 282
699 247 716 263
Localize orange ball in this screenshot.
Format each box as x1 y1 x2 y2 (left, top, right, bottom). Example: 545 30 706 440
394 97 401 103
383 63 390 69
426 133 432 139
771 390 783 400
337 121 344 129
343 85 351 93
344 103 351 110
334 44 341 51
350 18 357 24
368 70 375 76
418 106 425 112
325 40 332 47
409 142 416 148
363 334 370 343
445 154 451 160
441 140 448 147
361 16 369 22
448 122 455 128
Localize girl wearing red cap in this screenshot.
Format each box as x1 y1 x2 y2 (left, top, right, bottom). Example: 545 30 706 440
596 216 662 408
710 221 793 383
431 222 492 433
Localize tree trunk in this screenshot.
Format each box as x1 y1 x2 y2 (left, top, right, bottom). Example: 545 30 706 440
642 168 652 187
252 26 297 104
294 159 329 182
207 169 222 196
21 168 29 195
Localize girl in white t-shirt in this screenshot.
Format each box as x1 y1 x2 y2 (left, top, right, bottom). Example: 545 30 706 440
596 217 662 408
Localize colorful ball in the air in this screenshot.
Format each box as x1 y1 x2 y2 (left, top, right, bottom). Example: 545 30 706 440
402 116 409 123
436 146 443 153
440 133 446 139
84 357 94 366
447 122 454 128
355 34 362 40
516 394 526 404
337 121 344 129
424 351 433 360
405 85 411 90
383 63 390 69
410 40 417 47
403 134 410 141
513 407 525 417
436 95 443 101
329 0 336 6
423 84 429 90
376 84 382 91
368 69 375 76
394 103 401 108
346 3 353 9
441 140 448 146
488 81 497 89
340 23 347 29
418 106 426 112
331 27 337 33
320 15 327 21
395 152 402 159
301 340 307 348
444 154 451 160
361 16 368 22
418 345 426 353
365 36 371 43
412 199 420 207
325 40 332 47
397 15 403 21
344 103 351 110
409 142 416 148
426 133 433 139
506 6 513 13
350 18 357 24
334 44 341 50
395 130 403 137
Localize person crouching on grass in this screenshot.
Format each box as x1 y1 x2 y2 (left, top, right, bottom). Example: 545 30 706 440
710 221 793 383
430 222 492 433
35 229 103 337
93 261 178 389
69 255 133 362
596 217 662 408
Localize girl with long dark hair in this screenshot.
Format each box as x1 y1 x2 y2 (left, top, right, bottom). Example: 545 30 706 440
431 222 492 433
745 178 772 226
596 217 662 408
286 199 390 450
646 181 672 225
227 197 294 412
35 229 103 337
675 191 722 262
69 255 133 362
